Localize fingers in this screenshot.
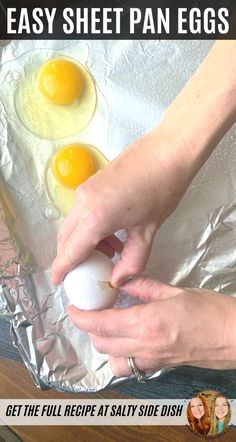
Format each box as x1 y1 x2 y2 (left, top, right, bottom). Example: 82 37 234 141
109 356 154 378
111 228 154 287
90 333 138 357
51 223 98 285
67 304 143 338
120 276 181 302
57 205 79 253
52 230 123 285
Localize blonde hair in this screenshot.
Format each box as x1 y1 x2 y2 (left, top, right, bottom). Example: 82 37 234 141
209 394 231 436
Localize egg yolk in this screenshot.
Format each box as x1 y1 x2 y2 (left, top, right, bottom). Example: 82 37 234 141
51 144 98 189
37 59 84 105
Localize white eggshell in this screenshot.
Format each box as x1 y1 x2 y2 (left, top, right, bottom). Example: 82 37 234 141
63 250 118 310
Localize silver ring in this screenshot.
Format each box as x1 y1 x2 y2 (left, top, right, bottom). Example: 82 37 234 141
127 357 145 382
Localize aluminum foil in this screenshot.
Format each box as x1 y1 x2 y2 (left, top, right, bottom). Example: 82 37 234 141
0 40 236 392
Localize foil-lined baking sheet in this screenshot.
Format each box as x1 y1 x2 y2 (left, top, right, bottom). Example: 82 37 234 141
0 40 236 392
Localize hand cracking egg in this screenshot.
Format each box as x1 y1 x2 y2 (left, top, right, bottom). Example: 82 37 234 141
63 250 118 311
45 143 108 215
15 56 96 140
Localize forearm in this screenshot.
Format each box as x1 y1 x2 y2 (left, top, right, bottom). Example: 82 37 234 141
156 40 236 182
52 41 236 285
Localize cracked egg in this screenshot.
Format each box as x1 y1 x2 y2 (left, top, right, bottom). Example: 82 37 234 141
45 143 108 215
15 56 97 140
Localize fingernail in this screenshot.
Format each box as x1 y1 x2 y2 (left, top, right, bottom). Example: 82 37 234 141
111 277 125 288
110 272 117 288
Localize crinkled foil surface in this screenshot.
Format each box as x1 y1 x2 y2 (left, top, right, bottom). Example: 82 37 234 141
0 40 236 392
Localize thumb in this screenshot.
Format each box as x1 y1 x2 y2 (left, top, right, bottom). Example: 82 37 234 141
111 228 153 287
120 276 180 303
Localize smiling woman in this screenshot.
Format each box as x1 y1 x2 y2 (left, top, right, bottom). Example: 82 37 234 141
209 394 231 436
187 394 210 435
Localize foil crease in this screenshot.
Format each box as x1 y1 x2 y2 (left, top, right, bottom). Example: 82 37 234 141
0 40 236 392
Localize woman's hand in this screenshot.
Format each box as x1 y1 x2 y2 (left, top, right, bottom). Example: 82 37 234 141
67 276 236 377
51 41 236 288
51 128 193 287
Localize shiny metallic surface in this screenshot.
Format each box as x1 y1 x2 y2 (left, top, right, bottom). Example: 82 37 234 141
0 40 236 392
128 357 146 382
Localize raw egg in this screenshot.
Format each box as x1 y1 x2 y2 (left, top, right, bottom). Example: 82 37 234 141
15 56 96 139
63 250 118 311
45 143 108 215
51 144 98 189
37 59 84 105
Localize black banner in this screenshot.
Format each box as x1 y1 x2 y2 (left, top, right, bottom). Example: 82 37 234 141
0 0 235 39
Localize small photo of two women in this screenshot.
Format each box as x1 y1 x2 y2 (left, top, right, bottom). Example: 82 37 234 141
187 390 232 437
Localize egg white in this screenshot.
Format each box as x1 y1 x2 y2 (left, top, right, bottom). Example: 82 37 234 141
15 56 97 140
0 43 109 226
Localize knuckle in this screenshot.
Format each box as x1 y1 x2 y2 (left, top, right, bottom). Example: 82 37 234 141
92 321 106 337
126 308 140 330
144 324 156 339
76 181 89 198
76 175 98 201
144 312 161 337
168 328 179 346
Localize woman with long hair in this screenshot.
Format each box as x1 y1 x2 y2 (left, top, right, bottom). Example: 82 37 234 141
187 394 210 435
209 395 231 435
